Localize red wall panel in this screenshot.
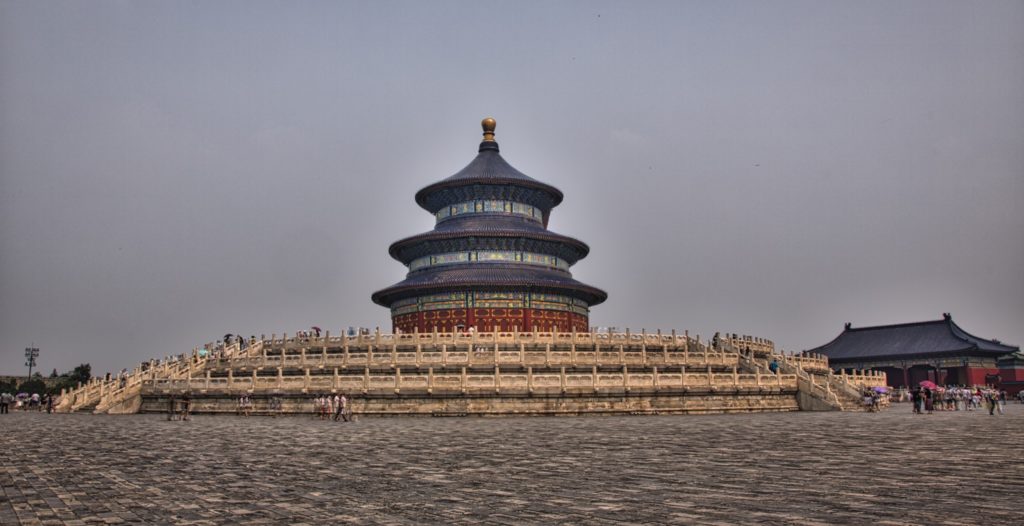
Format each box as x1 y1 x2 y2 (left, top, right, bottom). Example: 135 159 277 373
393 308 587 333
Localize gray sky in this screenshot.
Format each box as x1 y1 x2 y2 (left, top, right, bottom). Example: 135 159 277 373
2 1 1022 377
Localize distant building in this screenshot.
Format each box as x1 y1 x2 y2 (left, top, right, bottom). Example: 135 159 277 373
371 118 607 333
996 351 1024 396
806 313 1019 390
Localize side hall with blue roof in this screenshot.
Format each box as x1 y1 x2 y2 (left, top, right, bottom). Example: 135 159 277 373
807 313 1018 389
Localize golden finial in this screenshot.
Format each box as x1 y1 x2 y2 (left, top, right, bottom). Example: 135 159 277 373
481 117 496 141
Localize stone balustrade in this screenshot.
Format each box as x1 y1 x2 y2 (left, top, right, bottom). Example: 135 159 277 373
834 369 888 389
781 353 831 373
57 339 260 413
720 334 775 356
58 329 853 415
260 328 704 352
141 368 799 396
206 347 741 371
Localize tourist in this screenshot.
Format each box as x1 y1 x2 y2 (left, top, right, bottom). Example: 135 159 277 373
30 392 41 411
923 388 934 414
998 390 1007 414
181 392 192 421
768 359 779 374
332 394 342 421
0 391 11 414
341 393 352 422
910 388 921 414
167 394 177 421
238 394 251 417
45 394 54 414
337 393 349 422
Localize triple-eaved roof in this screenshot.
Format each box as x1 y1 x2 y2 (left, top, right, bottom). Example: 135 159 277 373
372 119 607 308
808 313 1018 361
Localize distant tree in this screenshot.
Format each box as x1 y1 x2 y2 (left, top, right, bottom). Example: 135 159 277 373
50 368 59 378
17 378 47 395
0 379 16 394
69 364 91 384
50 364 92 395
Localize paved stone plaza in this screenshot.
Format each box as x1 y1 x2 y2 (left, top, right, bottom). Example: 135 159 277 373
2 405 1022 525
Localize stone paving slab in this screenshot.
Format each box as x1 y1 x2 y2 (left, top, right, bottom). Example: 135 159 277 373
1 405 1022 525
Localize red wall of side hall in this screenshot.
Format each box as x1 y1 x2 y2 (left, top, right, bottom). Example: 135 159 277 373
965 367 1001 386
999 366 1024 382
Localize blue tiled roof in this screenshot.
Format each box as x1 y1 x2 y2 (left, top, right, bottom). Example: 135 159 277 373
373 128 605 312
808 314 1018 362
443 142 540 183
371 265 608 306
389 215 590 263
415 141 563 212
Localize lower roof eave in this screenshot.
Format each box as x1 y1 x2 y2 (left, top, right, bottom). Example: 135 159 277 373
372 282 608 308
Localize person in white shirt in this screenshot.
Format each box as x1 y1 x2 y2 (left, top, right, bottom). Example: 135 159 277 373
338 394 350 422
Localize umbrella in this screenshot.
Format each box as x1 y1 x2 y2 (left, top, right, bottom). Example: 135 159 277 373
872 386 889 393
311 326 322 336
919 380 937 389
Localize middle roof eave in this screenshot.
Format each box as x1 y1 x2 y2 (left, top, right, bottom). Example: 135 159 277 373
388 227 591 264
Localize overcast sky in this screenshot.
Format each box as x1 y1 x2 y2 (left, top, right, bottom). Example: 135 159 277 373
1 1 1022 376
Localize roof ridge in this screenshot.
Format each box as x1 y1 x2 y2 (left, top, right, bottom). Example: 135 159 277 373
846 318 947 331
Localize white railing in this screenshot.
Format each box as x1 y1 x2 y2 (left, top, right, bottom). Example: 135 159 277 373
58 338 262 413
205 348 740 370
141 368 799 396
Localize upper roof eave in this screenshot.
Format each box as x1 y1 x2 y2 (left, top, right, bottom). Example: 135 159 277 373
413 145 564 211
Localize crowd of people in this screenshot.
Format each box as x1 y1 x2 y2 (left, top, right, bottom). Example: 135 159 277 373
313 393 352 422
0 391 55 413
903 386 1010 415
861 389 887 412
230 393 353 421
166 392 356 420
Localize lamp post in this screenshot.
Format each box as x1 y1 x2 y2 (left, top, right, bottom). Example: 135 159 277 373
25 346 39 379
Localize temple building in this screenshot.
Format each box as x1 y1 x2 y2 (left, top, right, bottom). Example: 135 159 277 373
371 118 607 333
807 313 1019 389
56 120 894 416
